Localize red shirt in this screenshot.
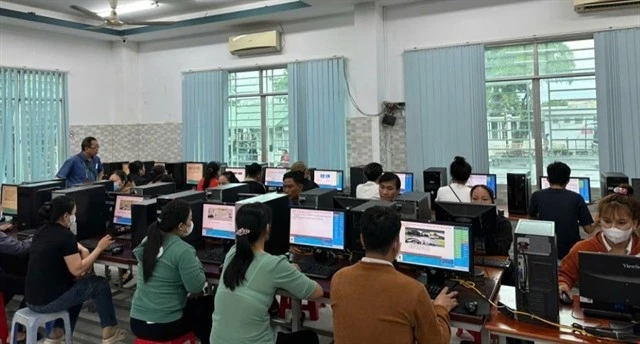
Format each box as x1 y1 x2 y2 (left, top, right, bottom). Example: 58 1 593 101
196 177 219 191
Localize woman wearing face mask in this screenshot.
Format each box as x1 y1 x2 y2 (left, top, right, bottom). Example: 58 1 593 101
109 169 135 193
470 185 513 256
25 196 127 344
130 199 214 343
558 184 640 300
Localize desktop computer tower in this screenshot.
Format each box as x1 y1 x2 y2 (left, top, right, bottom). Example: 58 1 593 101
394 192 431 220
349 165 366 198
423 167 447 206
632 178 640 202
52 185 107 241
600 172 629 198
131 199 157 248
299 188 338 209
156 191 206 248
349 200 398 253
132 182 176 197
206 183 250 203
507 172 531 215
236 193 290 255
514 219 559 325
164 162 187 190
16 180 66 230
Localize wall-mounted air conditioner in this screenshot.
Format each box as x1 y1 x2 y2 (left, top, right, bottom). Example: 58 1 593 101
574 0 640 12
229 31 282 56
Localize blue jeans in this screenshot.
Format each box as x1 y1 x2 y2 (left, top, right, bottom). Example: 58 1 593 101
28 275 117 332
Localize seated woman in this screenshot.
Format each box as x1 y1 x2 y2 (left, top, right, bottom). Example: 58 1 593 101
470 185 513 256
130 199 214 343
559 185 640 298
211 203 323 344
436 156 472 203
219 171 240 185
24 196 126 344
196 162 220 191
109 170 135 193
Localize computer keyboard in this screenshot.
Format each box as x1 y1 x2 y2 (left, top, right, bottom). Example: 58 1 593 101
474 256 511 268
297 259 339 279
198 248 226 264
426 280 459 300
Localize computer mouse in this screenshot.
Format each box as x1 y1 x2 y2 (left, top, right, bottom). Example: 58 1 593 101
464 301 478 315
559 291 573 305
110 246 123 255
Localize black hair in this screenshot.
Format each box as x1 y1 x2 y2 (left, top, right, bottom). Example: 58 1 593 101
246 163 262 178
129 161 143 175
38 195 75 224
203 162 220 189
283 171 304 185
378 172 401 189
149 165 167 183
142 199 191 282
221 171 240 183
81 136 97 151
364 162 383 182
111 170 130 184
223 203 271 291
470 184 495 204
546 161 571 186
450 156 472 183
157 175 174 183
360 206 401 254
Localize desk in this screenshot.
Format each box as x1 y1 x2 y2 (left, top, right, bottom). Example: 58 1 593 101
485 286 620 343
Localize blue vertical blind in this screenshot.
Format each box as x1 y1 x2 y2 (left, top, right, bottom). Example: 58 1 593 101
403 45 488 189
182 70 229 162
0 67 69 184
288 58 346 171
595 28 640 177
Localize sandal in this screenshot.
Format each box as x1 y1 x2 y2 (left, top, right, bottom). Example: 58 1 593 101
102 328 127 344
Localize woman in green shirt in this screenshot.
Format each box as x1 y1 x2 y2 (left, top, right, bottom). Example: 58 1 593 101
211 203 324 344
130 199 214 343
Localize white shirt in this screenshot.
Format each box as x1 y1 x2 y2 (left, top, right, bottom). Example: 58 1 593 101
356 181 380 200
361 257 394 267
435 183 471 203
601 232 634 255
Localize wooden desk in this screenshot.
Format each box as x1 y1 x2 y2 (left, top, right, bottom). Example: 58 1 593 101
484 286 620 343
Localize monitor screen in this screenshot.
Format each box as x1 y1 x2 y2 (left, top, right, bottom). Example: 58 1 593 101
1 184 18 216
466 174 498 198
391 172 414 194
540 176 591 204
201 203 236 240
122 163 130 175
226 167 246 181
289 208 346 250
313 170 344 191
112 195 144 225
397 220 471 273
186 163 204 185
264 168 287 187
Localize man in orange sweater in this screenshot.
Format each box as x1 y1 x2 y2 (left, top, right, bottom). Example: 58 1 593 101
330 206 457 344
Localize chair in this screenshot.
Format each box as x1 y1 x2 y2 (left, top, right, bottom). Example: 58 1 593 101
278 296 319 321
9 308 72 344
133 332 196 344
0 294 8 344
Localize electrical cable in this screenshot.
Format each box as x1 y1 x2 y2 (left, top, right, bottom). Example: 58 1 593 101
342 64 384 117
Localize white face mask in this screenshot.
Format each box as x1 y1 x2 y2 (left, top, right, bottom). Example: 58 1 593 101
603 227 632 244
69 214 77 235
183 221 194 237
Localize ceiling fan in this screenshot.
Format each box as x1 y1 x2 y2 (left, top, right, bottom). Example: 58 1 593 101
70 0 175 29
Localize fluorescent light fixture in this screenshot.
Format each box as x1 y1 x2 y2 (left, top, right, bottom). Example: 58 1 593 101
97 1 159 17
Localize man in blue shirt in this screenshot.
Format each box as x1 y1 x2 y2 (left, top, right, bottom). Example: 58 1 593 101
56 136 104 186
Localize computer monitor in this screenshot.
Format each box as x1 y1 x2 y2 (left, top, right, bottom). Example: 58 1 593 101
539 176 592 204
16 180 66 230
389 172 414 194
51 185 107 241
396 220 471 273
132 182 176 197
264 167 287 188
201 203 236 240
1 184 19 216
333 196 369 211
467 173 498 199
434 201 497 255
112 195 144 226
226 167 246 181
312 170 345 192
289 208 346 250
186 162 204 185
633 178 640 202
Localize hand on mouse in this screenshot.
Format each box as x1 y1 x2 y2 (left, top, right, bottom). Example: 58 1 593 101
0 223 12 232
559 283 573 299
434 287 458 312
96 235 114 251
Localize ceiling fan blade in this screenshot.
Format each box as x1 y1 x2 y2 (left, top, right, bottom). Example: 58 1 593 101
70 5 105 21
122 20 176 26
85 23 110 30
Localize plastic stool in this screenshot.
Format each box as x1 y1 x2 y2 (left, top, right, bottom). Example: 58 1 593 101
278 297 319 321
9 308 72 344
0 294 8 344
133 332 196 344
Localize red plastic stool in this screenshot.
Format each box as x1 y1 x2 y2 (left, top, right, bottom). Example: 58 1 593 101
133 332 196 344
1 294 8 344
278 296 319 321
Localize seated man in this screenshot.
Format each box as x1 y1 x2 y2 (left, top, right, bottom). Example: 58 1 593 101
331 206 457 344
242 163 267 194
290 161 319 191
283 171 305 206
378 172 401 202
356 162 382 200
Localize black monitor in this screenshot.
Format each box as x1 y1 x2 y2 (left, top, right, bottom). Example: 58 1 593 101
157 191 206 248
185 162 205 186
236 193 290 255
142 161 155 175
1 184 19 216
631 178 639 202
102 162 125 179
312 169 345 192
579 252 640 321
347 200 398 252
237 193 259 201
164 162 186 190
289 207 346 250
434 201 496 255
51 184 107 241
388 172 414 194
333 196 369 211
16 180 66 230
132 182 176 197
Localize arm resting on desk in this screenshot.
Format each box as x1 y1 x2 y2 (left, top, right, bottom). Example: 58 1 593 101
414 289 451 344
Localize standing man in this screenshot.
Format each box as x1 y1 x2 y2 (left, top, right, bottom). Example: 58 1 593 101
57 136 103 186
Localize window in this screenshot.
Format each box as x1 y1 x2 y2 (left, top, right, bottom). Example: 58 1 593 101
227 68 289 167
485 39 599 186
